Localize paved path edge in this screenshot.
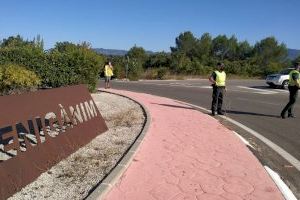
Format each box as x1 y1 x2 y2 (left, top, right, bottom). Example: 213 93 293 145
84 90 151 200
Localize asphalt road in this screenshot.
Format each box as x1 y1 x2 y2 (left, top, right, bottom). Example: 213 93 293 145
101 79 300 161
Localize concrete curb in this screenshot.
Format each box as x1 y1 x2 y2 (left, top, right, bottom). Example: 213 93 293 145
84 89 151 200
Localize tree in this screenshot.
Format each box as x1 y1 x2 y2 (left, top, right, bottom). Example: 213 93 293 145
53 41 78 53
212 35 230 60
127 45 148 64
171 31 198 59
170 52 193 74
0 35 32 48
237 41 252 60
145 52 170 68
196 33 213 64
33 34 44 50
126 46 147 80
226 35 239 60
252 37 287 66
251 37 287 75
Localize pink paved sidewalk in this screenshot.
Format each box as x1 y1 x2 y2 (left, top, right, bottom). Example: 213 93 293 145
103 89 283 200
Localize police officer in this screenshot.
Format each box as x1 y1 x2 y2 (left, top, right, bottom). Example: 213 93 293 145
209 62 226 116
281 62 300 119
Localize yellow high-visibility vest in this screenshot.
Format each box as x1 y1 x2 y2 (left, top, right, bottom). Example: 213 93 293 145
289 70 300 86
104 65 113 76
214 70 226 87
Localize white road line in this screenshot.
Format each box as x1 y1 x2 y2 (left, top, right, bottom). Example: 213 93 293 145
273 89 289 93
174 100 300 172
198 86 212 89
169 83 192 86
115 81 285 95
222 117 300 172
137 82 212 89
135 82 170 86
264 166 297 200
237 86 278 94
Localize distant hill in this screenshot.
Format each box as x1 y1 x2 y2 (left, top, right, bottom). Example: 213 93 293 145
287 49 300 60
93 48 128 56
94 48 300 60
93 48 155 56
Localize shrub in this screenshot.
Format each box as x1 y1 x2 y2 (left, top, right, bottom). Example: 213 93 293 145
0 39 104 92
141 68 158 80
0 45 47 75
157 67 168 79
263 62 283 76
46 43 104 92
109 56 126 79
192 61 211 75
128 60 143 81
0 64 41 95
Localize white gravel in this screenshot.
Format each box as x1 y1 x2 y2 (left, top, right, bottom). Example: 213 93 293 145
9 92 145 200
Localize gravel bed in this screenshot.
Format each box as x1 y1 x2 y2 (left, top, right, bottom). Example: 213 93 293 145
9 92 145 200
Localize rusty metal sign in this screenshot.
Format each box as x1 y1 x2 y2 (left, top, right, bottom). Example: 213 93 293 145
0 84 108 199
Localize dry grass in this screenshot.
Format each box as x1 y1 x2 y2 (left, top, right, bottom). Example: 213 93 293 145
105 108 142 127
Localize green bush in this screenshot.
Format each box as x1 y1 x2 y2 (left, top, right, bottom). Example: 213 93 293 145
128 60 143 81
263 62 283 76
191 61 211 75
0 64 41 95
46 43 104 92
0 38 104 92
0 45 47 74
157 67 168 79
109 56 126 79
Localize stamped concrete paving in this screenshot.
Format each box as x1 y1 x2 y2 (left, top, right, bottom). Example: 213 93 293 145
103 89 283 200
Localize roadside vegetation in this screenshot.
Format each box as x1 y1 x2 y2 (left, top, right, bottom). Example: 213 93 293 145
111 31 299 80
0 35 104 95
1 32 299 95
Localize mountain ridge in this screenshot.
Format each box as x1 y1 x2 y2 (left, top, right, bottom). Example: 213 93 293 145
93 48 300 60
287 49 300 60
93 48 155 56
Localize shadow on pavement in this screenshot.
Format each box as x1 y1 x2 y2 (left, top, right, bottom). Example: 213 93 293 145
151 103 196 110
226 110 280 118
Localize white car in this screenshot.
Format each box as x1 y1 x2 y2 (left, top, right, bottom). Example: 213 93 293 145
266 68 294 89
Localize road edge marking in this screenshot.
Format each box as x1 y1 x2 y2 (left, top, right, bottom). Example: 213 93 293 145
264 166 297 200
233 131 255 149
174 100 300 172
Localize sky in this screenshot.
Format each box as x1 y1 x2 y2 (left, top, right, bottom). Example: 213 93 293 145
0 0 299 51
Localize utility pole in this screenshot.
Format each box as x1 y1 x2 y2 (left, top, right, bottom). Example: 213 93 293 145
126 56 129 80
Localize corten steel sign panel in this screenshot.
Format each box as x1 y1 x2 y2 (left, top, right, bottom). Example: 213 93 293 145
0 84 108 200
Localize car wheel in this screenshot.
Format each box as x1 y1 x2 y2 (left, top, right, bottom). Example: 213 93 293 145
282 80 289 89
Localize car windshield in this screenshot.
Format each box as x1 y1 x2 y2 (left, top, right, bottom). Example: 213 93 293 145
279 69 293 75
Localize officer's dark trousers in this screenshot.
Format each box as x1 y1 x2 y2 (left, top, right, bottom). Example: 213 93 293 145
281 86 298 116
211 86 225 113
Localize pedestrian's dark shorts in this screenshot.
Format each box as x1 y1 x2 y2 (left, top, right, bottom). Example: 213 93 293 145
105 76 111 83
